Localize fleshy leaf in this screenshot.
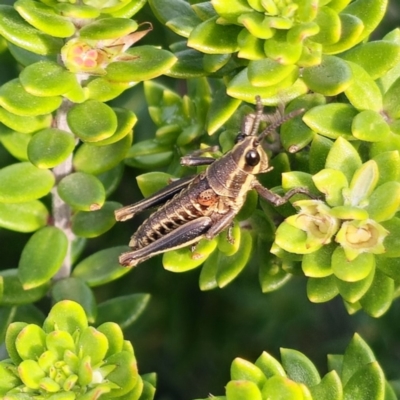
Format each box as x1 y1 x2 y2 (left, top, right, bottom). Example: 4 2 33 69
0 78 62 116
0 200 48 232
71 201 120 238
302 55 353 96
72 246 132 287
43 300 88 334
15 0 75 38
105 46 177 82
58 172 106 211
74 132 132 175
331 247 375 282
96 294 150 329
28 128 75 169
0 268 49 306
18 226 68 289
51 277 97 323
280 348 320 386
67 100 118 143
0 5 62 55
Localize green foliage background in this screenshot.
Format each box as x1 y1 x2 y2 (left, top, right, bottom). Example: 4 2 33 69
0 0 400 399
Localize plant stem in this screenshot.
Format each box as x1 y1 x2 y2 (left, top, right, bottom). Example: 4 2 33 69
52 99 76 280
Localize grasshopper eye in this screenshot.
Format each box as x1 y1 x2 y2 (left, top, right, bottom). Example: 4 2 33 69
245 149 260 166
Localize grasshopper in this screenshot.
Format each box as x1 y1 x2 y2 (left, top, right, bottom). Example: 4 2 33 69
115 96 312 267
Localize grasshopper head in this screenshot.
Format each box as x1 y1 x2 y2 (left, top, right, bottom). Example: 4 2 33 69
231 100 305 174
231 136 271 174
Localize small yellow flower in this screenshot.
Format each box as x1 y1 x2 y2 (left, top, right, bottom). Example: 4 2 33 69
335 219 389 261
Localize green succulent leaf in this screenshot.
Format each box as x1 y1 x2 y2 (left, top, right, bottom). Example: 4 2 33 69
340 40 400 79
20 60 77 97
0 78 62 116
97 322 124 358
0 200 48 232
68 100 118 143
72 246 131 287
332 247 375 282
254 351 285 379
149 0 197 26
207 91 241 135
0 269 49 306
86 78 132 102
307 275 339 303
303 103 357 140
92 107 137 146
343 0 388 43
259 255 292 293
231 359 266 390
80 17 138 40
383 77 400 119
280 348 320 386
74 132 132 175
377 255 400 281
51 277 97 323
58 172 106 211
0 128 29 161
344 62 382 111
325 137 362 183
96 293 150 330
15 0 75 38
188 16 241 54
381 218 400 258
0 107 51 134
125 138 173 169
359 269 394 317
309 370 342 400
335 266 375 303
18 359 45 389
261 375 303 400
71 201 121 238
97 163 124 197
366 181 400 222
302 55 353 96
351 110 390 142
341 333 376 385
106 46 177 82
226 380 262 400
312 6 341 45
323 13 364 54
372 151 400 185
227 69 308 104
15 324 46 360
0 5 62 55
216 230 253 288
343 362 385 400
163 238 218 272
302 244 335 278
104 351 139 397
29 128 76 170
18 226 68 289
43 300 88 334
5 321 27 365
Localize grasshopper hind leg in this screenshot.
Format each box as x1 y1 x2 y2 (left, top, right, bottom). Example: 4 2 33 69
119 217 213 267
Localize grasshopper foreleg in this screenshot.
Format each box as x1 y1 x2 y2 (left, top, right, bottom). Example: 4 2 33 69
119 217 213 267
252 180 315 206
180 146 219 167
180 156 216 167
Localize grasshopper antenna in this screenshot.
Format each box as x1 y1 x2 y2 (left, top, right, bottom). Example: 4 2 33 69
257 107 305 143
